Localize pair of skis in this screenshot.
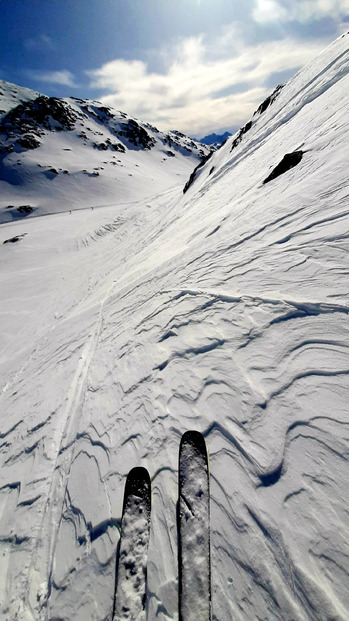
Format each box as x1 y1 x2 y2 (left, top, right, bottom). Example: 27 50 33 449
113 430 211 621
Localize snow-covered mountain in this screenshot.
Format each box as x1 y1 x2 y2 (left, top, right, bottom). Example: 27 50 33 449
0 80 40 118
0 32 348 621
0 81 211 223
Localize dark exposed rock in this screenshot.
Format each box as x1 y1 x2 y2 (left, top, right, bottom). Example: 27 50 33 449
17 134 41 150
117 119 156 150
228 85 284 155
81 103 114 121
0 96 85 158
17 205 33 214
183 150 213 194
145 122 159 133
230 120 252 152
82 169 100 177
1 96 81 134
92 139 125 153
1 144 14 154
111 142 125 153
3 234 26 244
254 84 284 117
263 150 303 184
95 105 114 119
165 150 175 157
93 141 109 151
171 130 186 138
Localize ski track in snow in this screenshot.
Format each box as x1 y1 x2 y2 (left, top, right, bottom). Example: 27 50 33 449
0 34 348 621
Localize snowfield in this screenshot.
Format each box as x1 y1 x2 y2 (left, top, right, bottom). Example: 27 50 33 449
0 33 348 620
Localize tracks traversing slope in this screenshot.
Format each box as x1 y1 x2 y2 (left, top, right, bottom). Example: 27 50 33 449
26 278 118 618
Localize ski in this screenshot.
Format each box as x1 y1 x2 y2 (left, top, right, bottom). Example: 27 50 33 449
113 466 151 621
178 430 211 621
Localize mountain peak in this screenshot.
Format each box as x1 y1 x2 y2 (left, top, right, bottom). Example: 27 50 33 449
198 130 232 146
0 84 212 221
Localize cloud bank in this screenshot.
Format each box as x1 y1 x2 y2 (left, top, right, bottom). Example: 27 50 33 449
87 30 326 135
26 69 77 87
253 0 349 24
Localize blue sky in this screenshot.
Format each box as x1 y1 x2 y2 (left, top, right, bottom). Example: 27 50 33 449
0 0 348 136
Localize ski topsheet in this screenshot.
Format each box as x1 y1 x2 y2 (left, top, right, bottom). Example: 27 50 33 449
178 430 211 621
113 467 151 621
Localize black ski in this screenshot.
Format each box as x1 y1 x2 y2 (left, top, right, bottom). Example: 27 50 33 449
178 430 211 621
113 467 151 621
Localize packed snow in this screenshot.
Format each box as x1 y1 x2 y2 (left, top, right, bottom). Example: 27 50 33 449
0 32 348 621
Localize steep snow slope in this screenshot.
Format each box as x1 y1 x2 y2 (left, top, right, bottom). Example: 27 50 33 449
0 86 210 223
0 80 40 119
0 33 348 621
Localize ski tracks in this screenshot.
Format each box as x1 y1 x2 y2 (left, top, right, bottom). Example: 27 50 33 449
26 278 117 619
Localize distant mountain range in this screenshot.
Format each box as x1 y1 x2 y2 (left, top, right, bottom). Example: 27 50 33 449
198 131 232 146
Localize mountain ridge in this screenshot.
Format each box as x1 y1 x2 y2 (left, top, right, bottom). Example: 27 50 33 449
0 82 211 222
198 130 232 146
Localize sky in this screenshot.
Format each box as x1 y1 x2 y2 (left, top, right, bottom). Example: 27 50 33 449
0 0 348 137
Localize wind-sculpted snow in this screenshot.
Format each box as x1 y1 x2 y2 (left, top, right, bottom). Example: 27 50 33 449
0 34 348 620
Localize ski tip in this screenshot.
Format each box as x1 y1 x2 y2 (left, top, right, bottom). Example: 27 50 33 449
180 430 207 453
124 467 151 500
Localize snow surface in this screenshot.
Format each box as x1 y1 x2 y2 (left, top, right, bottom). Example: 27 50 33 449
0 33 348 620
0 80 40 119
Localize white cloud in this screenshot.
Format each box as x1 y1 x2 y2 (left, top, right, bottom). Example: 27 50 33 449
24 34 55 51
87 31 325 135
252 0 349 24
27 70 77 87
252 0 288 23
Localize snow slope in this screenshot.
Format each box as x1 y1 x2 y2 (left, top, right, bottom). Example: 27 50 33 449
0 32 348 620
0 80 40 119
0 85 210 223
